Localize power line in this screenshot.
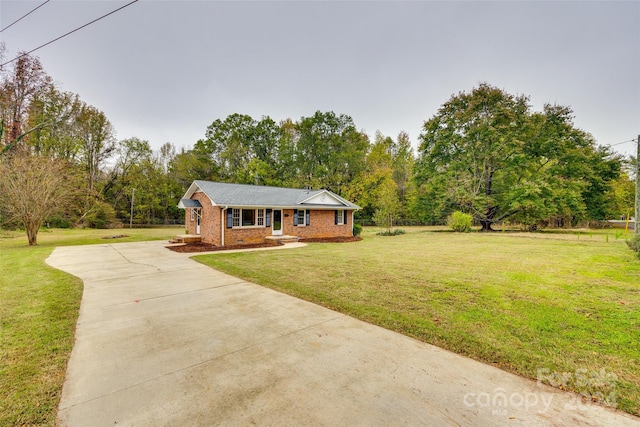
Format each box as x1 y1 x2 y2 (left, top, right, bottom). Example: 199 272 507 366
606 139 636 147
0 0 50 33
0 0 139 68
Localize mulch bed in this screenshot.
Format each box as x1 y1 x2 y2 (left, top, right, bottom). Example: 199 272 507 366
167 241 282 253
166 236 362 253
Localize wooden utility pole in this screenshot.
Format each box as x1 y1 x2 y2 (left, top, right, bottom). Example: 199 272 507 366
636 135 639 236
130 188 135 229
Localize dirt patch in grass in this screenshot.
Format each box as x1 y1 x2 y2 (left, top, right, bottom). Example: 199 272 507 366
166 241 283 253
299 236 362 243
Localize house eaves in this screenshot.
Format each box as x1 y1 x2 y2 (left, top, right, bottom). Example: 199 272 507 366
178 181 360 210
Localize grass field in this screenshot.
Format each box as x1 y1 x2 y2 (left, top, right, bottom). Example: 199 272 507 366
0 227 178 426
1 226 638 423
196 227 640 415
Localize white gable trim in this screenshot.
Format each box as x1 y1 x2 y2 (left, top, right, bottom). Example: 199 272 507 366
181 182 201 200
178 182 216 207
299 190 346 206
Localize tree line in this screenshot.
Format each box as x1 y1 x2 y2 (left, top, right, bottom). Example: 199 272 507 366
0 50 635 244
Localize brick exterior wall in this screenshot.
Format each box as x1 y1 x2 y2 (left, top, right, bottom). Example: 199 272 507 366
185 205 198 235
224 226 273 245
184 197 354 246
184 192 223 245
281 209 352 239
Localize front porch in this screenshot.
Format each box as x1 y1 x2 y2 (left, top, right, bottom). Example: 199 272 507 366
265 235 300 244
169 234 202 244
170 234 299 247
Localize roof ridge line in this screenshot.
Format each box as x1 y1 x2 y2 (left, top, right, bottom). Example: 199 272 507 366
195 180 323 192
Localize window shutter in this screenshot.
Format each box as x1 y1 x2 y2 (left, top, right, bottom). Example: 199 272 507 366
266 209 271 227
306 210 310 226
293 209 298 226
345 210 348 225
335 210 338 225
226 209 233 228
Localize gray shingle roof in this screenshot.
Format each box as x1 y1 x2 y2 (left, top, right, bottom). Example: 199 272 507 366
186 180 359 209
179 199 202 208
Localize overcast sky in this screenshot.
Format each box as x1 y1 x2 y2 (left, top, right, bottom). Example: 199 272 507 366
1 0 638 157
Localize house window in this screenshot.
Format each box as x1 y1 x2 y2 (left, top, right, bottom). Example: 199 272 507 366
297 209 306 226
190 208 195 221
336 210 345 225
231 208 265 228
242 209 255 226
232 208 240 227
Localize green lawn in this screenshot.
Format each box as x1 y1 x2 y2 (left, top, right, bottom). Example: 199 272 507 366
196 227 640 415
2 226 638 423
0 227 178 426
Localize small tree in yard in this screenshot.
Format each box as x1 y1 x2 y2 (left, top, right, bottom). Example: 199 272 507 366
372 178 400 232
0 153 80 245
448 211 473 232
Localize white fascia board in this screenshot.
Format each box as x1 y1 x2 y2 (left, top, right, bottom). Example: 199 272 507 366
299 190 346 206
227 204 357 210
327 191 360 208
185 182 218 206
177 182 201 208
181 182 201 200
297 190 328 204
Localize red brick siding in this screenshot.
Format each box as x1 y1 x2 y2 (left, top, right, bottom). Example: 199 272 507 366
186 200 354 246
185 207 197 235
225 208 353 244
184 192 222 245
281 209 352 239
224 226 273 245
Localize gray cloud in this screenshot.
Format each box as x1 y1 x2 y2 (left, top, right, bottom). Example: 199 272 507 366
1 0 638 155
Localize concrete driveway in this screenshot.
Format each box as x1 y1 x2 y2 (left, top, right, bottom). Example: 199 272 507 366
46 240 639 426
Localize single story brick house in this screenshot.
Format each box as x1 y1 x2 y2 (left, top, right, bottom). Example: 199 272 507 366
178 180 360 246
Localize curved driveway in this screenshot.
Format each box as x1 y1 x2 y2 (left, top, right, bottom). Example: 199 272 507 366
47 241 639 426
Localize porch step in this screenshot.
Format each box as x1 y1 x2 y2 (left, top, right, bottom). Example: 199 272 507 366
170 234 202 244
265 235 300 244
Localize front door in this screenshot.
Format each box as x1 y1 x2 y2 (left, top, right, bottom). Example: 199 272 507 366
272 209 282 236
196 210 201 234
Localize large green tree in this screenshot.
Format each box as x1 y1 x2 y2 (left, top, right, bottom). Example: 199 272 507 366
346 131 398 221
391 131 416 221
75 103 116 193
292 111 369 194
103 137 153 219
25 85 82 159
194 114 283 185
414 83 620 230
193 111 369 197
169 146 216 190
103 139 183 225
